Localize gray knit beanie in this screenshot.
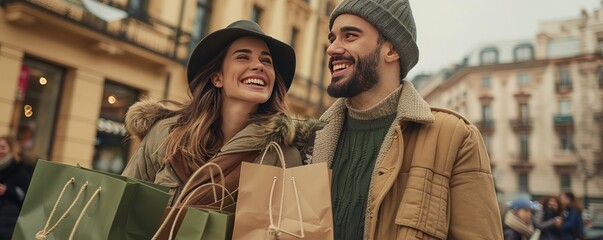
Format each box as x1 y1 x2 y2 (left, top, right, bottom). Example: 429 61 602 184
329 0 419 80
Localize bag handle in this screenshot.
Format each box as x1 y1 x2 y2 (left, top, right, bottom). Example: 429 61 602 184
35 178 102 240
179 162 226 206
36 178 87 240
153 182 235 240
268 176 305 239
259 142 287 168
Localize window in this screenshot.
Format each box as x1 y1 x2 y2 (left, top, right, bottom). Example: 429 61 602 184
480 47 498 65
560 174 571 192
518 173 529 193
559 67 571 86
290 27 299 49
518 72 529 86
520 133 529 161
481 76 492 89
559 100 571 115
319 46 328 108
13 58 65 161
483 135 492 154
599 66 603 87
482 104 492 121
190 0 212 50
560 132 573 151
128 0 150 21
519 104 529 122
93 81 140 174
251 5 263 24
514 44 534 61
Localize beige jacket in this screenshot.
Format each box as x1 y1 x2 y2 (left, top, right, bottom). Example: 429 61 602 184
121 99 322 202
311 82 503 239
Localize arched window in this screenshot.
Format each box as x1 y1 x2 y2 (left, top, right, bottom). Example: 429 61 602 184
514 44 534 62
480 47 499 65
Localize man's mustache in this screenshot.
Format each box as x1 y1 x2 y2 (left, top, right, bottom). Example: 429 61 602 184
329 56 355 67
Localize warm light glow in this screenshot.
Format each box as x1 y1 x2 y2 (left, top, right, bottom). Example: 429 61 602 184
39 77 47 85
108 95 117 104
24 105 32 111
24 110 33 118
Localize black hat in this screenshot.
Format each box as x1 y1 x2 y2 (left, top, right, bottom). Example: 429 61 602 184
187 20 296 91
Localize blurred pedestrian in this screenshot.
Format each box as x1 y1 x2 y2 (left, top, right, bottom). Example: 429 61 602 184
0 135 33 239
559 192 585 240
504 197 535 240
533 196 563 240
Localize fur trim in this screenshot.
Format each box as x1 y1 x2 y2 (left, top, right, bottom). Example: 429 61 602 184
125 98 324 149
125 97 175 140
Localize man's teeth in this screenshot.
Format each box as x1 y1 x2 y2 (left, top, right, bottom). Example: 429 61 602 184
333 64 350 71
243 78 265 86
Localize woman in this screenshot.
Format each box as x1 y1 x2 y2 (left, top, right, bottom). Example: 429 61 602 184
560 192 585 240
122 20 319 205
0 135 33 239
533 196 562 240
504 197 535 240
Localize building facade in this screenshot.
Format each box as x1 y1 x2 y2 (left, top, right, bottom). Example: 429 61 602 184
416 6 603 209
0 0 337 172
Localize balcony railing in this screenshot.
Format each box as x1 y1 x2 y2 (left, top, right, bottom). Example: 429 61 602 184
554 114 574 132
475 120 495 134
555 81 573 93
4 0 192 64
510 118 533 132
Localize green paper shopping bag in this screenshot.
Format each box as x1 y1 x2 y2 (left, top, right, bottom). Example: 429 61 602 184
154 163 235 240
13 160 170 240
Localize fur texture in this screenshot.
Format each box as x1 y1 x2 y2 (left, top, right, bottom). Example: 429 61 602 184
125 98 324 152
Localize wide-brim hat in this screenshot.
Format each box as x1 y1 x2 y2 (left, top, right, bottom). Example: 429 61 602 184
187 20 296 91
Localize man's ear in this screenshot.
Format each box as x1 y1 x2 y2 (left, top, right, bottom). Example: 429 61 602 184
383 43 400 63
212 74 223 88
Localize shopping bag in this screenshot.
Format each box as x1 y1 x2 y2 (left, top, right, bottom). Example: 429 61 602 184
232 142 334 239
154 163 235 240
13 160 170 240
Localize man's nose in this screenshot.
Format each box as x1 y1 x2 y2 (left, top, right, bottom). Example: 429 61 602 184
327 40 344 56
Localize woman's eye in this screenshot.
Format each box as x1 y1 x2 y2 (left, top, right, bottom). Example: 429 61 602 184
236 55 249 60
261 58 272 64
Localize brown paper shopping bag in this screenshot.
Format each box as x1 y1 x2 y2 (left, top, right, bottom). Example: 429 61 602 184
232 142 334 239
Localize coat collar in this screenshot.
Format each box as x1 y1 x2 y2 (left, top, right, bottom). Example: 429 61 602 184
312 81 434 165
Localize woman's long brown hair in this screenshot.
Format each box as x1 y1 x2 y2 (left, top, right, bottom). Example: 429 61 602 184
163 41 290 164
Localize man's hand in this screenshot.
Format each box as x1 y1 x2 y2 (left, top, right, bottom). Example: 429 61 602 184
0 183 6 196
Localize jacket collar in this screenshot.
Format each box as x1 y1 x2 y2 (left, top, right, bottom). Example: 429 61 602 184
312 81 434 165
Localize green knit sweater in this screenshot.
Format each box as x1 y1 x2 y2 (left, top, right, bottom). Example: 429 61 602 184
331 86 401 240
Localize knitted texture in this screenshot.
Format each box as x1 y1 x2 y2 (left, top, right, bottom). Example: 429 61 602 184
345 85 402 120
329 0 419 79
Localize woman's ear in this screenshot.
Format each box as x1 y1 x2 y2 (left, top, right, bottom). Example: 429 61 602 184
383 43 400 63
212 74 223 88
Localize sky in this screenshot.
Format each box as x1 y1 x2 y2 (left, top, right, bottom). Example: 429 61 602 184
407 0 602 79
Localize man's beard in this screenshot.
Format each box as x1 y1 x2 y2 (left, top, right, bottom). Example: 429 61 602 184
327 46 381 98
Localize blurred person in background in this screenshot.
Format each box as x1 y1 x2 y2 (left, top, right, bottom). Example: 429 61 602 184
0 135 33 239
533 196 563 240
560 192 585 240
504 197 535 240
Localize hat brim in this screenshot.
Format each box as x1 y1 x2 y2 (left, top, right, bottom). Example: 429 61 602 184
187 28 296 91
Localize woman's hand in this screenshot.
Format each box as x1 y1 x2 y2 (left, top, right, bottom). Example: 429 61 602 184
0 183 6 196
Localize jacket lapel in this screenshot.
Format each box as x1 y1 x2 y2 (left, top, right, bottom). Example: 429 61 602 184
312 98 347 166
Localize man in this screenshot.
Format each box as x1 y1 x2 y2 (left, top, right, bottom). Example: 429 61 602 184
310 0 503 239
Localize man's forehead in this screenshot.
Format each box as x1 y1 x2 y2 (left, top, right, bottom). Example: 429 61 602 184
331 14 377 33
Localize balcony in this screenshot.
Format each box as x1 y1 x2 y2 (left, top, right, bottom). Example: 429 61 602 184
554 114 574 132
510 118 533 132
511 160 534 173
555 82 573 93
475 120 495 134
3 0 192 64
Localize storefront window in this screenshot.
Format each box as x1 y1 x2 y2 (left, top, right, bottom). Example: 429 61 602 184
13 58 65 162
92 81 139 174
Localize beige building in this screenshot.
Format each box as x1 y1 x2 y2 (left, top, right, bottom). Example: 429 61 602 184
0 0 337 173
416 6 603 209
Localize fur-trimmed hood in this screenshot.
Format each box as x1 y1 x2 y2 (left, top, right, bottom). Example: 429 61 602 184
125 98 324 153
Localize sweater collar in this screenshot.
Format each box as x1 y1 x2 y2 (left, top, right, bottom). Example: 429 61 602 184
346 85 401 120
